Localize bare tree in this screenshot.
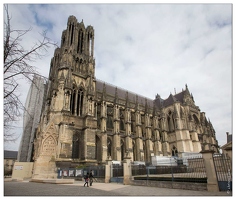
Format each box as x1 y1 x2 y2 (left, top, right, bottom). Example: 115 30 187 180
4 5 56 142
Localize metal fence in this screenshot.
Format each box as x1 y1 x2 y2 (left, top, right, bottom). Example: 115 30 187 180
83 165 105 178
131 164 146 176
131 156 207 183
112 164 123 177
111 164 123 183
213 153 232 191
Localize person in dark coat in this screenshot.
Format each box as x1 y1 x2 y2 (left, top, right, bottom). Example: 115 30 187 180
84 172 89 187
89 170 94 186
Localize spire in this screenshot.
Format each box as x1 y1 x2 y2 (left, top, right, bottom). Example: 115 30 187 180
101 82 106 101
135 95 139 110
114 87 118 104
125 91 130 108
185 84 190 95
155 93 160 99
191 93 195 102
145 98 150 114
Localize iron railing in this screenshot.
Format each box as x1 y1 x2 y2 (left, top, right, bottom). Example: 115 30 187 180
213 153 232 191
131 156 207 183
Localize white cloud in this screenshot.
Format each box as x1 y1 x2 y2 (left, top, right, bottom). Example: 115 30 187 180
3 3 232 151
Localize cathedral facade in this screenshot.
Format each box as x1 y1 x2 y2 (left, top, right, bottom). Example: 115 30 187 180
32 16 219 178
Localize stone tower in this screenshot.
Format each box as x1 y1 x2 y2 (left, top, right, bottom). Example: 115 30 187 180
32 16 219 178
33 16 97 178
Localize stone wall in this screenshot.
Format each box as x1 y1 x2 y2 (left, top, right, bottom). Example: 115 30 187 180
130 179 207 191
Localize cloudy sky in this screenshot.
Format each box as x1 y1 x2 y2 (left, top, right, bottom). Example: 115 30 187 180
3 3 233 152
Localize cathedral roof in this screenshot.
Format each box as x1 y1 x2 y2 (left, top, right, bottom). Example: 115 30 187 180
163 93 179 106
96 80 154 106
96 79 190 110
173 91 185 102
154 90 186 108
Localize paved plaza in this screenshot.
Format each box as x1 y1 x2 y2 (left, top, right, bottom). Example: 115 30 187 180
3 179 231 196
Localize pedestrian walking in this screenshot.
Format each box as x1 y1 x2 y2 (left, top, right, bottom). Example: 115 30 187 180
89 170 94 186
83 172 89 187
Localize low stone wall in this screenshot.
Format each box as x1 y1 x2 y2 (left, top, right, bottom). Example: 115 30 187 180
31 178 74 184
130 180 207 191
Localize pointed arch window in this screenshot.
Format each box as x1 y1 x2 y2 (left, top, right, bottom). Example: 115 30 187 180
70 86 84 116
88 32 93 56
70 86 76 115
69 23 74 45
120 111 125 131
77 29 83 53
171 146 178 157
77 88 83 116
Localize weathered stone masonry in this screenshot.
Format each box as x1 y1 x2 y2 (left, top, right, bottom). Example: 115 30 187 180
32 16 219 178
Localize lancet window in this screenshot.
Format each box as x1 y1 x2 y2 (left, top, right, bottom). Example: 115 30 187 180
69 23 74 45
171 146 178 157
88 32 93 56
77 29 83 53
70 86 84 116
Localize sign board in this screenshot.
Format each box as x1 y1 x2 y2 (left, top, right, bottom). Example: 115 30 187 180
75 169 82 176
14 166 23 170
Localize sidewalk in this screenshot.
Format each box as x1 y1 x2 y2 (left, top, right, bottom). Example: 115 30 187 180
72 180 231 196
4 178 232 196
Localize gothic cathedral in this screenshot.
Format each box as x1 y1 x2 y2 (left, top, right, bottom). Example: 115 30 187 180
32 16 219 178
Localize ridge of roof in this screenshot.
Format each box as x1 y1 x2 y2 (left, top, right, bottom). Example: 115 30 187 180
96 79 154 105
